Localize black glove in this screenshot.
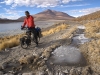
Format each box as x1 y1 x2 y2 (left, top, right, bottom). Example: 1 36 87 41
21 26 24 30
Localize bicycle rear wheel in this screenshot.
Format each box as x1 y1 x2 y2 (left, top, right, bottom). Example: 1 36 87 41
31 33 40 43
33 36 40 43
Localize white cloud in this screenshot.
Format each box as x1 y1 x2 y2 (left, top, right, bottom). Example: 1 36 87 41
66 7 100 17
61 4 90 7
0 13 20 19
1 0 82 8
62 0 82 3
62 0 71 4
0 0 13 5
71 0 82 1
4 8 23 15
0 8 24 19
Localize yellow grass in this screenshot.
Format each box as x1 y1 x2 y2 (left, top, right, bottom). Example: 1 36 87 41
80 39 100 73
80 20 100 73
0 38 19 50
84 20 100 38
0 34 23 51
42 24 69 36
62 26 77 39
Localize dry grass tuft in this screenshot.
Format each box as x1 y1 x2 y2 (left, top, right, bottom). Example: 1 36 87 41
0 38 19 49
62 26 77 39
80 20 100 73
84 20 100 38
80 39 100 73
0 34 23 51
81 39 100 73
42 24 69 36
19 55 34 64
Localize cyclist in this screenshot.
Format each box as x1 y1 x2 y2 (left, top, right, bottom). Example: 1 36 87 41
21 11 38 46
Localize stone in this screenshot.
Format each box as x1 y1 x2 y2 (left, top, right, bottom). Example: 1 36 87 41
1 62 8 69
92 73 99 75
44 58 48 61
81 67 88 75
18 73 22 75
69 68 79 75
36 71 48 75
87 67 93 74
4 73 14 75
77 67 82 72
59 71 67 75
8 71 14 73
55 70 59 75
22 73 34 75
63 69 69 74
0 66 2 70
47 71 53 75
38 72 44 75
50 62 54 65
5 48 10 52
0 71 3 75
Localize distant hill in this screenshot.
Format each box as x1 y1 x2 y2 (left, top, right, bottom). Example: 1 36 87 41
18 9 74 21
0 18 21 23
74 10 100 21
0 18 8 20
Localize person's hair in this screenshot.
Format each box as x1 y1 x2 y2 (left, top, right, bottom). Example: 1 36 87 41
25 11 30 14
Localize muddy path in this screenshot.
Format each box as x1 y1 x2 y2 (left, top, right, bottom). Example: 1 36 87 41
0 23 98 75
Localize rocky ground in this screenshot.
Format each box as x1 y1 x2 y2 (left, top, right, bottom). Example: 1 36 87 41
0 21 99 75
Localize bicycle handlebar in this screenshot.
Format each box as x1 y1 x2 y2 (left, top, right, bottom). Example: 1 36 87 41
21 26 28 30
22 27 28 30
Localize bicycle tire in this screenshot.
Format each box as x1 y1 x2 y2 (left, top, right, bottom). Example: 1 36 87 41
21 43 28 49
33 36 40 43
31 33 40 43
20 36 29 49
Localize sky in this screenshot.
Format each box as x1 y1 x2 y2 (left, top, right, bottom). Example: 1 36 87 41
0 0 100 19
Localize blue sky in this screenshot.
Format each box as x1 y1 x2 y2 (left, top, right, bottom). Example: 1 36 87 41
0 0 100 19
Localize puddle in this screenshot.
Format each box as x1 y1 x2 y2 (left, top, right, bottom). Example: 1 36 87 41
77 26 86 29
72 26 90 45
48 45 86 66
72 34 90 45
48 26 89 66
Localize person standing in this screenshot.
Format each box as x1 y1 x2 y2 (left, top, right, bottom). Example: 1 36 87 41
21 11 38 46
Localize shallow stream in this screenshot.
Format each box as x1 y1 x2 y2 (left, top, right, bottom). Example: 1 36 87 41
48 26 90 66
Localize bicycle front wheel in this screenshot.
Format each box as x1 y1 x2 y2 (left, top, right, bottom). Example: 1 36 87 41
20 36 29 49
21 42 28 49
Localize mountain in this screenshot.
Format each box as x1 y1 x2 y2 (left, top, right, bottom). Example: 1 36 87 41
18 9 74 21
0 18 8 20
74 10 100 21
0 18 21 23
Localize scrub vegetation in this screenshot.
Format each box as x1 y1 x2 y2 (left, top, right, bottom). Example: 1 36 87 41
84 20 100 38
80 20 100 73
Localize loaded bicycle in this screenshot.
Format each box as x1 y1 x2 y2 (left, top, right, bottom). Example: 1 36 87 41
20 26 42 49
